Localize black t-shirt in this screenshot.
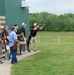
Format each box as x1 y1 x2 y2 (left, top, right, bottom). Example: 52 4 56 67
21 27 26 37
2 30 9 39
30 27 40 37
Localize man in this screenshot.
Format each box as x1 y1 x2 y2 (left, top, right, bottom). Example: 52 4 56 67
27 23 45 52
20 22 27 53
13 24 19 34
21 22 26 37
9 26 20 64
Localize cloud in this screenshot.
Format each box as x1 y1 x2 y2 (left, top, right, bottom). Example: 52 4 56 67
26 0 74 15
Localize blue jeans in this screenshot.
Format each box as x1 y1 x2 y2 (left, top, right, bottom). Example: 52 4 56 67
10 46 17 63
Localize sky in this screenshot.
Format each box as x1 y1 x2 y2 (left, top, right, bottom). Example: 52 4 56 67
26 0 74 15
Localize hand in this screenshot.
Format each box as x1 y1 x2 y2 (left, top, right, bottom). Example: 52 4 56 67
18 40 20 43
24 37 27 41
43 24 45 26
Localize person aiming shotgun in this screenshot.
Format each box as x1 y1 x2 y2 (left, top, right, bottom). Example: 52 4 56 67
27 23 45 52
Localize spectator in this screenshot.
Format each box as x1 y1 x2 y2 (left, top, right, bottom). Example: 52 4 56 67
21 22 26 37
9 26 20 64
13 24 19 34
2 26 10 60
20 22 28 52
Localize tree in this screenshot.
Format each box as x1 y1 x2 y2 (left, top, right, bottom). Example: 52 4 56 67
29 12 74 31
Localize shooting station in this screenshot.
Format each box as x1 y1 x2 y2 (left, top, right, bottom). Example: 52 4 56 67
0 0 30 57
0 0 29 37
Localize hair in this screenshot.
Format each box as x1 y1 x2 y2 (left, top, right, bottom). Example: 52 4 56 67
13 24 18 27
4 25 8 29
11 26 16 30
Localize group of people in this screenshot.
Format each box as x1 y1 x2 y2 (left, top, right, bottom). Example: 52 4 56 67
0 22 45 64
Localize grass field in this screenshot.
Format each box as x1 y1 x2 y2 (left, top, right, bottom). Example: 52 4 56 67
11 32 74 75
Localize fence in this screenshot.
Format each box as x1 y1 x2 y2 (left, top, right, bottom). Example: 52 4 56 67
36 36 74 44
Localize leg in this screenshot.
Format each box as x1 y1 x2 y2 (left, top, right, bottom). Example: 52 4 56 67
0 45 3 64
19 45 22 54
10 47 17 64
34 41 36 50
27 36 32 52
5 45 10 60
14 50 17 62
5 51 7 59
24 44 27 52
7 50 10 59
33 37 37 51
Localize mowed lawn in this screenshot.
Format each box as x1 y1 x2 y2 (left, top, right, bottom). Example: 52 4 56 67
11 32 74 75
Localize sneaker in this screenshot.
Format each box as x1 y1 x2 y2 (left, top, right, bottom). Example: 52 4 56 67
4 57 9 60
25 50 28 53
33 49 36 52
9 56 11 59
11 62 17 64
28 50 30 52
21 51 24 54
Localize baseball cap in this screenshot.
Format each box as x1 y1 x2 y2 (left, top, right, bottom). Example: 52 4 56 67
22 22 26 26
34 23 37 26
11 26 17 30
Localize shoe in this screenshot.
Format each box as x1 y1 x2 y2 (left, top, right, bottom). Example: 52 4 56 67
33 49 36 52
5 57 8 60
8 57 11 60
25 50 28 53
0 61 3 64
21 51 25 54
28 50 30 52
11 61 17 64
5 57 10 60
11 62 16 64
9 56 11 59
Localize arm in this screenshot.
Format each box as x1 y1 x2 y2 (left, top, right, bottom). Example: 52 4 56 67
38 24 45 30
13 33 20 43
33 25 39 30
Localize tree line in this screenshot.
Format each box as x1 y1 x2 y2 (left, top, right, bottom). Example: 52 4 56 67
29 12 74 31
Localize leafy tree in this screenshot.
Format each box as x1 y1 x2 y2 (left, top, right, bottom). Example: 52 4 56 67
29 12 74 31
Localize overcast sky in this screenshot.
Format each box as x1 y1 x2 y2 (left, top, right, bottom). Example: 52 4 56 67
27 0 74 15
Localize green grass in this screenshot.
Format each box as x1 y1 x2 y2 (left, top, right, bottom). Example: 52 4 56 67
11 32 74 75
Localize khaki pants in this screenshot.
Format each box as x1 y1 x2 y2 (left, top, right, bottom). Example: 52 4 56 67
30 36 37 43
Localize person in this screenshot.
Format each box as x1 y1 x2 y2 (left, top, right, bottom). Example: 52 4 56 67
13 24 18 29
0 37 4 64
21 22 26 37
2 26 10 60
18 32 27 54
27 23 45 52
13 24 19 34
9 26 20 64
20 22 28 52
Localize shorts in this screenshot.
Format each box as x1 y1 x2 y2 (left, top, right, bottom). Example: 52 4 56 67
6 45 10 50
30 36 37 44
23 40 26 44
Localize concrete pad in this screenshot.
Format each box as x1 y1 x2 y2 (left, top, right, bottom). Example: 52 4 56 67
0 50 41 75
